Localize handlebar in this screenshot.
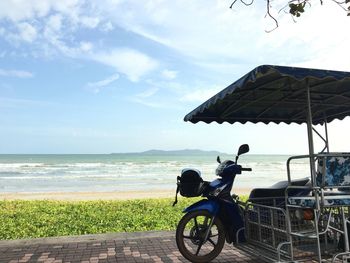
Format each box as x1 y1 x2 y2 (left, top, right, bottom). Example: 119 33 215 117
241 167 252 172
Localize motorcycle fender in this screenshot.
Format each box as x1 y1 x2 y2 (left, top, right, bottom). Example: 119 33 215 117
183 199 219 216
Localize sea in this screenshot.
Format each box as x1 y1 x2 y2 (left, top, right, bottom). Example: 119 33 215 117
0 154 311 193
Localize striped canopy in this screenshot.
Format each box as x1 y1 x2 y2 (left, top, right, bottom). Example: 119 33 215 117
184 65 350 125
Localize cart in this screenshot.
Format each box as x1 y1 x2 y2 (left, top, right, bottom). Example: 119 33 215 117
184 65 350 262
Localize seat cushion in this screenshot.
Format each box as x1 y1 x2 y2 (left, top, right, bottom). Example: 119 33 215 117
288 195 350 208
249 177 310 199
317 155 350 187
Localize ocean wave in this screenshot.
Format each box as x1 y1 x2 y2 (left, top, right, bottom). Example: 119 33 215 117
0 155 311 193
0 163 45 168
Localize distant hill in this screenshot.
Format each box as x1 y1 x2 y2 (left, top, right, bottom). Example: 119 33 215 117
111 149 227 156
141 149 226 156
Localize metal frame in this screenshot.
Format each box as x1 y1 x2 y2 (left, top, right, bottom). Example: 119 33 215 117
239 81 350 262
284 153 350 262
238 199 292 262
183 66 350 262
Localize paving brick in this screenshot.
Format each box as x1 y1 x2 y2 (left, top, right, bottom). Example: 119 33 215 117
0 231 267 263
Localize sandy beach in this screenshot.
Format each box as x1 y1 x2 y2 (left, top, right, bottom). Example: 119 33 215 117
0 188 252 201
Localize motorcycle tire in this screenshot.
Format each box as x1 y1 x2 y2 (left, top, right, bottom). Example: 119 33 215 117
176 210 225 263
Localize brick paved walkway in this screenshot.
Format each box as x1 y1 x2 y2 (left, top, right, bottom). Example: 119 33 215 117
0 231 262 263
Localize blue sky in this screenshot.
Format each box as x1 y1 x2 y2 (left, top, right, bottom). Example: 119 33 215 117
0 0 350 154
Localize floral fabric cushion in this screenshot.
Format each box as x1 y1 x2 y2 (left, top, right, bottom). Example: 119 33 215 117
288 196 350 208
290 155 350 208
316 156 350 187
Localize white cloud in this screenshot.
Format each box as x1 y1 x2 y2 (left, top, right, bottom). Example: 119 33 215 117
194 61 248 77
98 0 350 72
1 1 349 83
17 22 37 42
101 1 262 59
4 22 38 44
87 73 119 93
92 48 159 82
161 69 177 80
129 97 169 108
87 73 119 87
135 87 159 98
141 79 210 106
80 16 100 29
2 0 348 73
80 41 93 52
101 21 114 32
0 1 49 21
0 0 80 22
43 15 62 44
0 69 33 78
45 39 80 57
180 86 221 102
0 97 58 110
47 14 63 32
0 1 110 59
40 14 95 57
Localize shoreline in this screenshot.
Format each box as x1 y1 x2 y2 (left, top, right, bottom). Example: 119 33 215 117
0 188 252 201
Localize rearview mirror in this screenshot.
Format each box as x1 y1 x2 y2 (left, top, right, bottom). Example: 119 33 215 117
237 144 249 156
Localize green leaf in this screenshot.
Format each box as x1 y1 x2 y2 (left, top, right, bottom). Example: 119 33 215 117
0 197 248 239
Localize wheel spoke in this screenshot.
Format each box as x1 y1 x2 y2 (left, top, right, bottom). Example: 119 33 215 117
193 217 199 231
176 211 225 261
203 216 209 227
195 241 204 256
208 238 216 247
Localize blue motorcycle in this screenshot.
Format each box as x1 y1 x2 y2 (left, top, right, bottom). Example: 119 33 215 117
174 144 310 262
175 66 350 262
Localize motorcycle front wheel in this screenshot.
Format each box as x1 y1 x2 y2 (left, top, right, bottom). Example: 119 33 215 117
176 210 225 263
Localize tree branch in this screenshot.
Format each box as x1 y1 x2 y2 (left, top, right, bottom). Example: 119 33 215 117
265 1 279 32
330 0 350 12
230 0 254 9
230 0 350 30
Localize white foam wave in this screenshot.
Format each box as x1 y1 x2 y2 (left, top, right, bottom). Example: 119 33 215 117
0 163 44 168
0 155 312 193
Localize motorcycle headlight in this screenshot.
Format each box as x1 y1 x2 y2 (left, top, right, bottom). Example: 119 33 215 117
210 188 222 197
209 184 227 197
215 164 224 176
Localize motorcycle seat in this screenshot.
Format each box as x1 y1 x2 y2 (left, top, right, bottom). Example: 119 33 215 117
249 177 310 199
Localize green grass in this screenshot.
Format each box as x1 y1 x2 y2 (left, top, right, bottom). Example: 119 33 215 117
0 198 194 240
0 196 248 240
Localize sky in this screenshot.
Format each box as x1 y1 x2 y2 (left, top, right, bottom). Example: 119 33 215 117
0 0 350 154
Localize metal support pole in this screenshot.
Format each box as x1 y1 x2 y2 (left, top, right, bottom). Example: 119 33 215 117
314 210 322 262
306 83 321 220
306 83 316 186
324 118 330 153
342 208 349 252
